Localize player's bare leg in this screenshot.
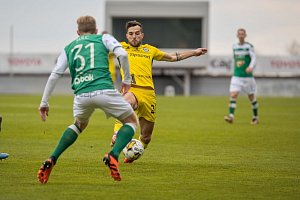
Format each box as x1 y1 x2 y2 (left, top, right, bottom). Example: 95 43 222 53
248 94 259 124
224 91 238 123
138 117 154 149
124 117 154 163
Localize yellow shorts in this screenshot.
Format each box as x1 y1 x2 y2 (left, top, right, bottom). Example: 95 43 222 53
130 86 156 122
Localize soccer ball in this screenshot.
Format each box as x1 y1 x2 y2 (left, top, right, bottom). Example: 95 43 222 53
123 139 144 160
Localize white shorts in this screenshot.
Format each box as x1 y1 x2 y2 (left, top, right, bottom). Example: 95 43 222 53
229 76 257 95
73 89 134 122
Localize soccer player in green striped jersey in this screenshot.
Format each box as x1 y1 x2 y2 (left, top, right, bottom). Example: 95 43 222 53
224 28 259 124
37 16 138 183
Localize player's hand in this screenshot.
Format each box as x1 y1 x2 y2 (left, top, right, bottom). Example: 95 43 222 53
39 106 49 122
121 83 131 95
246 67 253 73
194 48 208 56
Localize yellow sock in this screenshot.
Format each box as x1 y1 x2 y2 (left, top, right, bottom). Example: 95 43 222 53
113 119 123 133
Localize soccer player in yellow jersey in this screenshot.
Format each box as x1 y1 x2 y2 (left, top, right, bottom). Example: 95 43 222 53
102 31 117 83
111 20 207 163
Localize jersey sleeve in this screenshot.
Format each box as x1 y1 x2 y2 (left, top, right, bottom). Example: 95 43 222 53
151 45 165 61
40 50 68 107
102 34 122 53
52 50 68 74
248 44 256 69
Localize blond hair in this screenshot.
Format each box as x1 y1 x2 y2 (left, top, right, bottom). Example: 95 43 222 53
77 15 96 34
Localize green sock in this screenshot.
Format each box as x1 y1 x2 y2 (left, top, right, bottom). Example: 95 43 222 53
51 126 79 163
229 98 236 117
252 100 258 117
111 124 135 160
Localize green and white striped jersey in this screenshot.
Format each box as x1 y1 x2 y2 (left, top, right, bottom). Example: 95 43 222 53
232 42 256 77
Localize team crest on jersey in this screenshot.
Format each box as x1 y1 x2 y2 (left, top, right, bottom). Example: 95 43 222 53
143 47 149 52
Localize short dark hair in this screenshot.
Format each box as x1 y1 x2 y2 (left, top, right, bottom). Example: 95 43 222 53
125 20 143 32
237 28 246 33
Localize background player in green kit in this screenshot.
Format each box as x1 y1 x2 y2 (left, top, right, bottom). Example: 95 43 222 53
37 15 138 183
224 28 259 124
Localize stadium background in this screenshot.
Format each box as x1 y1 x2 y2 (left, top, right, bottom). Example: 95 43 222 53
0 1 299 199
0 0 299 97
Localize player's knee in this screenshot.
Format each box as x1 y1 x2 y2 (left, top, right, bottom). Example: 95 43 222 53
231 94 238 99
248 94 255 101
124 92 138 109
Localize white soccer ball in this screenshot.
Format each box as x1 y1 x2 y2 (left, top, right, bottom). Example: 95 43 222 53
123 139 144 160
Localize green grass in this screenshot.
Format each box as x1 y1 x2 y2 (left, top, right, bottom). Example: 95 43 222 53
0 95 299 200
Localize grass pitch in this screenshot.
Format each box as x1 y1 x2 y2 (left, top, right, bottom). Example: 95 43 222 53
0 95 299 200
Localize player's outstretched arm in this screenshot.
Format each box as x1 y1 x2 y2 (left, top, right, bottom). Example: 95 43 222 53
39 73 62 121
39 51 67 122
161 48 207 62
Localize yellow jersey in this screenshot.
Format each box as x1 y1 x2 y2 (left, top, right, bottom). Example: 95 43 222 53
108 52 116 82
120 42 165 89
